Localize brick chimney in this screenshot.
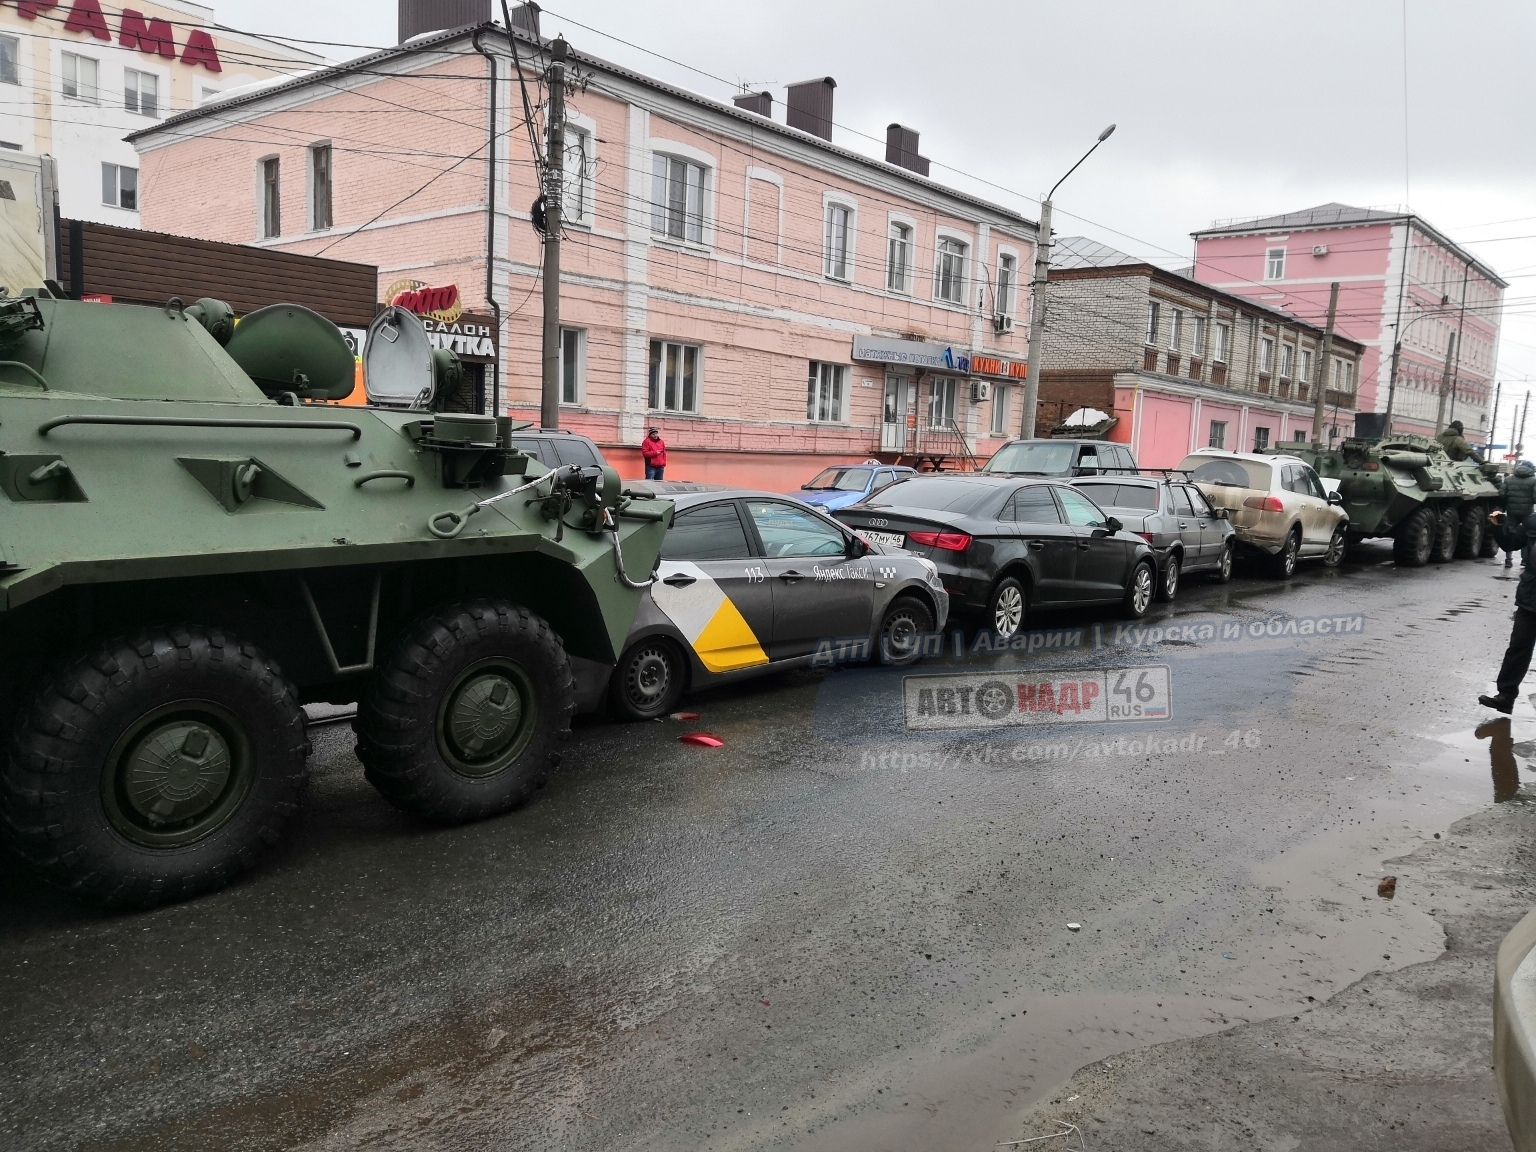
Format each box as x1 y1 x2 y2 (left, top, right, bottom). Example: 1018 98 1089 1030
885 124 930 177
732 90 773 118
785 77 836 142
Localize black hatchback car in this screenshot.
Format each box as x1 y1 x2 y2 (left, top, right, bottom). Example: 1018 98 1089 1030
835 475 1157 638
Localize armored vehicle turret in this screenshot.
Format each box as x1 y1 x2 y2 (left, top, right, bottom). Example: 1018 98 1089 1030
0 292 670 907
1268 432 1500 565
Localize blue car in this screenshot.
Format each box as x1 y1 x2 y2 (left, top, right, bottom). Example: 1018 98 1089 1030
795 462 916 512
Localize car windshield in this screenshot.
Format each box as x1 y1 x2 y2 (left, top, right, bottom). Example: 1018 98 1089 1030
864 477 1002 514
1182 456 1272 490
985 442 1076 475
1076 482 1160 511
804 467 873 492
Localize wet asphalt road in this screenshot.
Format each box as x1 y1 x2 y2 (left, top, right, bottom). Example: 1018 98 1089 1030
1 543 1531 1151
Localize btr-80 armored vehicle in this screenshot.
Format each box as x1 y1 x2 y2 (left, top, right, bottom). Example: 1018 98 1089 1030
1269 432 1501 566
0 292 670 907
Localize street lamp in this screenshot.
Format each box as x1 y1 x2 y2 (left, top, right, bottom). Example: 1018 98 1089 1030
1019 123 1116 440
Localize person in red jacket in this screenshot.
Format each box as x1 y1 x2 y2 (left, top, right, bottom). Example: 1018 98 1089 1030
641 427 667 480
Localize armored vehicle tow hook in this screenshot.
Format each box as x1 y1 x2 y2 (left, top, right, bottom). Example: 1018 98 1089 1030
427 465 578 539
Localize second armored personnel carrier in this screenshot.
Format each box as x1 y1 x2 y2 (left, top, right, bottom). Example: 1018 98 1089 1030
0 293 670 908
1269 432 1501 565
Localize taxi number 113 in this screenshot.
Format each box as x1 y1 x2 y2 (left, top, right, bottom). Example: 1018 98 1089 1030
743 566 767 583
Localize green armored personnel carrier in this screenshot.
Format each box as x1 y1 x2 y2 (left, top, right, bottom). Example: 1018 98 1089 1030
0 293 670 907
1269 432 1500 566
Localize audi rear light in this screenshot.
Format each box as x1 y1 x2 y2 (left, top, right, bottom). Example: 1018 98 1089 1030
908 530 973 552
1243 495 1285 513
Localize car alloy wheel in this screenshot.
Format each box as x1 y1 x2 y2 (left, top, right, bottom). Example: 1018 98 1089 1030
1130 563 1154 615
991 579 1026 638
1158 555 1180 601
1216 543 1233 582
1323 527 1346 568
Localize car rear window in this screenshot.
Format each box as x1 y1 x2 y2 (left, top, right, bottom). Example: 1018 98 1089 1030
1183 456 1272 489
509 438 552 466
864 477 1003 513
1075 482 1159 510
552 439 601 467
985 442 1076 475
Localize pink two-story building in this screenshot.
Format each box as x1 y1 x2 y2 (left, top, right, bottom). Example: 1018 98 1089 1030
127 4 1037 485
1190 204 1505 444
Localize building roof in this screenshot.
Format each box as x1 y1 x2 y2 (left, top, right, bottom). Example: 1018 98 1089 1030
1192 203 1507 289
1050 236 1142 270
129 23 1035 231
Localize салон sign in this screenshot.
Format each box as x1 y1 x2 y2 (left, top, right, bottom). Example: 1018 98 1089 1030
9 0 223 72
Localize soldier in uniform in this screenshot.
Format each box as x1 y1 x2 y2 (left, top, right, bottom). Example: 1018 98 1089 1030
1482 511 1536 712
1503 460 1536 568
1437 420 1487 464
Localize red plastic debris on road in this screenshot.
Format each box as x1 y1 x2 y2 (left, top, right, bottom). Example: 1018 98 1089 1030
670 711 701 721
678 733 723 747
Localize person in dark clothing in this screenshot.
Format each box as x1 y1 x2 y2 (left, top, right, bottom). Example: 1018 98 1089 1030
1481 510 1536 712
1503 460 1536 568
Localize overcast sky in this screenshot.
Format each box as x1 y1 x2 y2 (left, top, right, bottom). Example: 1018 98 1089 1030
222 0 1536 442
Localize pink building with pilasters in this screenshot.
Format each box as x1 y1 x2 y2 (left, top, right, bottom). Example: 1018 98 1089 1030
128 12 1037 486
1191 204 1505 444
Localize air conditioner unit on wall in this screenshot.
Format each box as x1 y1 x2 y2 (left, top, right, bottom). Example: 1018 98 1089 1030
1312 245 1329 256
994 313 1014 334
972 381 991 402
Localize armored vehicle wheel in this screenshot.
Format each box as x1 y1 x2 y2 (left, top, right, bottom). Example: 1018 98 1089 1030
1156 553 1180 602
1481 518 1503 558
0 626 309 908
1393 506 1435 567
610 637 686 721
1267 528 1301 579
1322 527 1347 568
355 599 574 823
1430 508 1459 563
1456 504 1485 559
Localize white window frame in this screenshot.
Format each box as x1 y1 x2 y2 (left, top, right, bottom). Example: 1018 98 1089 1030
0 35 17 87
1191 315 1207 358
648 338 702 414
258 155 281 240
933 228 971 307
559 326 586 406
648 140 715 248
1167 309 1183 351
562 110 596 227
101 162 137 211
1259 337 1274 373
1265 246 1287 280
1253 426 1271 451
822 193 856 283
307 141 332 232
995 246 1020 320
1146 301 1161 346
990 384 1010 437
1208 420 1228 450
1213 320 1231 362
886 213 915 295
123 67 159 118
807 361 849 424
61 51 98 104
1279 342 1294 378
928 376 959 429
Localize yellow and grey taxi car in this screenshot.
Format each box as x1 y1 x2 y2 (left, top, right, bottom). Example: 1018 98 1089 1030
605 484 949 720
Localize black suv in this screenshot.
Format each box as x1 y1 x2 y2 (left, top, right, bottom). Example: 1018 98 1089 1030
983 438 1138 478
505 428 610 470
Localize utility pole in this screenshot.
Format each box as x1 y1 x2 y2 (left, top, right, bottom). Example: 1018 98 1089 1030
1019 198 1052 440
539 37 568 430
1311 281 1339 443
1519 392 1531 463
1434 330 1457 434
1488 380 1502 458
1019 123 1116 440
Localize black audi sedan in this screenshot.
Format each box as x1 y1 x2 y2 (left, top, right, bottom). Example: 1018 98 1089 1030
834 475 1157 638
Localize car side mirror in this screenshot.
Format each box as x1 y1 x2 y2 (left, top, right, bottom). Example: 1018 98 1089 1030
1327 491 1343 506
1104 515 1123 534
1216 508 1229 519
847 535 870 558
